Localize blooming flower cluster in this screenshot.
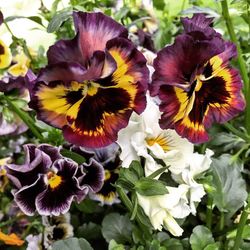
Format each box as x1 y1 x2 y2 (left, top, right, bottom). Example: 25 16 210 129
0 4 248 249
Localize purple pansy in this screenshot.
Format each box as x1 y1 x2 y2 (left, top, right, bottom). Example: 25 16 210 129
5 144 104 216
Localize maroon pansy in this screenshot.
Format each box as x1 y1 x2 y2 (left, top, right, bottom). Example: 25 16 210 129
151 14 245 143
29 12 149 148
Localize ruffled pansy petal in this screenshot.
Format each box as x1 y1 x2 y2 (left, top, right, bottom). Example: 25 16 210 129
73 11 128 64
14 175 46 216
181 14 219 39
47 36 83 65
36 62 87 84
80 158 104 193
6 145 51 188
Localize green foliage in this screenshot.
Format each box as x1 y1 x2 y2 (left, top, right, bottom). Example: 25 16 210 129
210 154 248 216
47 10 72 33
102 213 132 244
189 226 215 250
135 177 168 196
52 238 93 250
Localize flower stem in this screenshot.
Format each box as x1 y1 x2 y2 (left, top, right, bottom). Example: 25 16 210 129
221 0 250 134
116 186 152 239
232 197 250 250
223 123 250 142
206 195 213 230
2 95 43 140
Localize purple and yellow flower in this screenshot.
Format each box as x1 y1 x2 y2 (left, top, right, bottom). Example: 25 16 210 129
150 14 245 143
29 11 149 148
5 144 104 216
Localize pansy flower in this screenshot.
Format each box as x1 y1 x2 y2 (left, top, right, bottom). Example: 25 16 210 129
29 11 149 148
5 144 104 216
151 14 245 143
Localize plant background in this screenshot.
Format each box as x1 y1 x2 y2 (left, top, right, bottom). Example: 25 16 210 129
0 0 250 249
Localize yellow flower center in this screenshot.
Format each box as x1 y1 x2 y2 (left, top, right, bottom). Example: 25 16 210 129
47 171 62 189
104 170 111 181
146 134 169 152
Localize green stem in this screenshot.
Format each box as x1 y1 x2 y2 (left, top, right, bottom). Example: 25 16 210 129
221 0 250 133
232 198 250 250
147 166 168 179
219 212 225 231
206 195 213 230
116 186 152 239
223 123 250 142
2 95 43 140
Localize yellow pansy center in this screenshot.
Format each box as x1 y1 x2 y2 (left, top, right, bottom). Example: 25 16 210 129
146 134 169 152
47 171 62 189
104 170 111 181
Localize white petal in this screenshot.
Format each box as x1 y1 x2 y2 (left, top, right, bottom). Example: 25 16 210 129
117 121 140 168
163 213 184 237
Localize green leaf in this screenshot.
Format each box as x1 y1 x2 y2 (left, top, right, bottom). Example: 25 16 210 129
135 177 168 196
129 161 144 179
5 16 44 26
210 154 247 215
108 240 125 250
204 243 220 250
190 226 214 250
76 222 101 240
153 0 165 10
75 199 97 213
162 238 183 250
102 213 132 244
52 238 93 250
60 149 86 164
47 10 72 33
114 6 130 21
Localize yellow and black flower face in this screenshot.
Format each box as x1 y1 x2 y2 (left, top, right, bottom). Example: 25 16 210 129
29 12 149 148
151 14 245 143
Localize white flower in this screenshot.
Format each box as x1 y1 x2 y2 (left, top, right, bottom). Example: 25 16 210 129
117 95 193 177
26 234 42 250
0 0 55 50
137 185 191 236
172 149 214 215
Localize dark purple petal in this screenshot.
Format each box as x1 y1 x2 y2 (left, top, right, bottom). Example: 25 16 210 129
0 11 3 26
181 13 220 39
73 11 128 65
81 159 104 193
14 175 46 216
38 144 62 162
6 145 51 188
47 35 84 65
36 62 87 84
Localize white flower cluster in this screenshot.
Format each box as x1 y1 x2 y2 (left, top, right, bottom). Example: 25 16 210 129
117 95 213 236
